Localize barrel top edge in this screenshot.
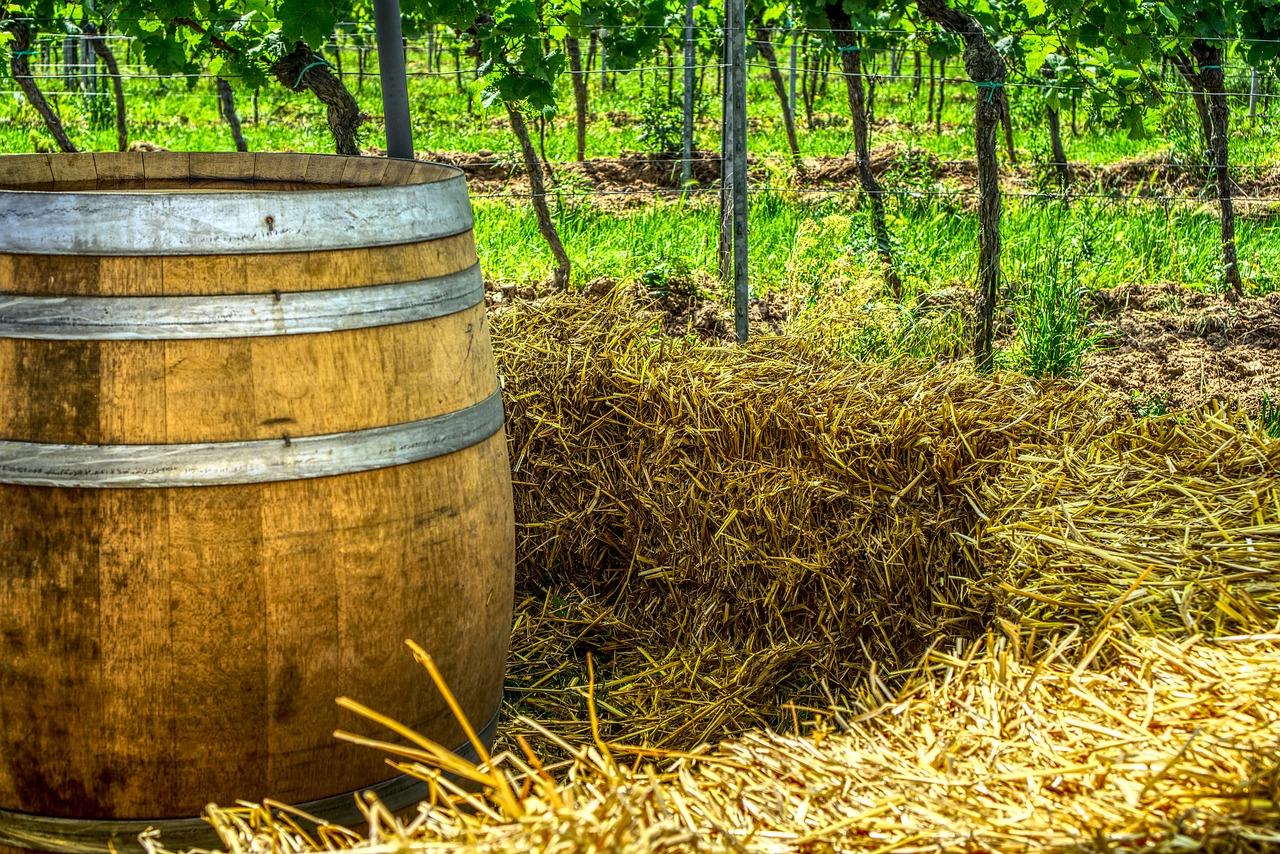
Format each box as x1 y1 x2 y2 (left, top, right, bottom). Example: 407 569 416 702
0 152 466 194
0 167 475 256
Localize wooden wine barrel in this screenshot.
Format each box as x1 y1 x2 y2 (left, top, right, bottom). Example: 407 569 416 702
0 152 515 853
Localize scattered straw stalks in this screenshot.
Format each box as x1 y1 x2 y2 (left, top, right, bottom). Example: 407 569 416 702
145 292 1280 854
167 633 1280 854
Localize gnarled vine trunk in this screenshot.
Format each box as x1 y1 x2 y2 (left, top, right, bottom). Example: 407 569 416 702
271 42 364 156
507 104 571 290
753 15 803 172
1042 64 1070 190
828 4 901 299
1169 51 1214 159
1000 98 1016 164
566 36 588 162
1189 40 1241 294
915 0 1006 371
6 20 77 152
801 34 817 131
936 57 947 134
83 22 127 151
217 77 249 152
928 58 936 120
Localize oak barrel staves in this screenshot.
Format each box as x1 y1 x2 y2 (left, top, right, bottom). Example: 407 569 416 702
0 152 515 853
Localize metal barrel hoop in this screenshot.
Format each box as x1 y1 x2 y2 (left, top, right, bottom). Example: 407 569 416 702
0 263 485 340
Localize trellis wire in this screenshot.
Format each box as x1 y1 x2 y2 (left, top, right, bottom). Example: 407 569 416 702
469 186 1280 204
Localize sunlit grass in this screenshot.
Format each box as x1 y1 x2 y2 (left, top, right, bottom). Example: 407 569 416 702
474 190 1280 298
3 45 1276 168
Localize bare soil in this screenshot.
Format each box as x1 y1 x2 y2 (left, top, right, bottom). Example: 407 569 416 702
1084 283 1280 414
486 274 791 342
396 145 1280 211
489 279 1280 417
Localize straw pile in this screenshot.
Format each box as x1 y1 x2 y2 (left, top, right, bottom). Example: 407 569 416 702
146 292 1280 854
170 633 1280 854
973 403 1280 641
487 294 1279 748
488 293 1109 747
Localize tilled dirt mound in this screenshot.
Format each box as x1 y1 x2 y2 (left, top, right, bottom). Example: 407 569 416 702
486 274 792 342
391 146 1280 208
410 148 723 199
1085 283 1280 413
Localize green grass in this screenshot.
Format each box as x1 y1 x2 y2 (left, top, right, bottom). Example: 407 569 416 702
5 43 1280 376
5 44 1279 170
475 190 1280 297
1005 233 1101 379
1261 393 1280 438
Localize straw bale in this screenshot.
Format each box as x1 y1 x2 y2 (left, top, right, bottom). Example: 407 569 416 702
484 293 1280 749
488 294 1104 746
973 405 1280 640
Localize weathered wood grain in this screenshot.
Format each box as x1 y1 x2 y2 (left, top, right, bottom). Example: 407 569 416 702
0 153 513 840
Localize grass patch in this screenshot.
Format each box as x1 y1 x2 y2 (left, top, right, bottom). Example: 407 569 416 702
476 191 1280 298
5 53 1280 169
1011 269 1099 379
1261 392 1280 438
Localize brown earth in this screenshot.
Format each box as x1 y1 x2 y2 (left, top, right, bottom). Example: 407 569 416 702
487 277 1280 419
1084 283 1280 415
486 274 791 342
387 144 1280 212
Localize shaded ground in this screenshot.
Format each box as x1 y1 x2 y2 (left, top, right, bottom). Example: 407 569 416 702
488 277 1280 418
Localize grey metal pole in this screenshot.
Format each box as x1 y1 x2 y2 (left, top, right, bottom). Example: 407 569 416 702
1250 68 1260 127
788 14 797 123
718 17 732 280
682 0 695 190
373 0 414 159
728 0 749 343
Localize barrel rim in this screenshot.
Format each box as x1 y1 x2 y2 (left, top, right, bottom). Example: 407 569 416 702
0 154 476 256
0 152 465 192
